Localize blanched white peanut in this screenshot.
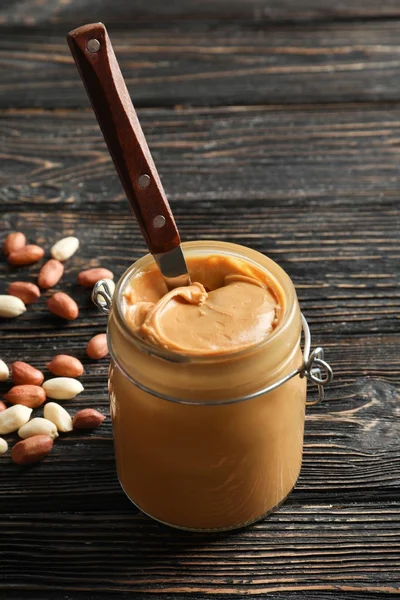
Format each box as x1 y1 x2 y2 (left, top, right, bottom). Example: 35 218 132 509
0 359 9 381
0 295 26 318
42 377 84 400
0 437 8 454
0 405 32 434
44 402 73 432
18 417 59 440
50 236 79 261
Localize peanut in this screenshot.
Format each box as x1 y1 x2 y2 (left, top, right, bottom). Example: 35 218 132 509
11 361 44 386
50 236 79 261
0 401 7 412
4 385 46 408
44 402 73 432
18 417 59 440
73 408 105 430
47 355 84 378
78 268 114 288
47 292 79 320
8 281 40 305
12 435 54 465
42 377 84 400
0 438 8 455
0 405 32 434
37 259 64 289
3 232 26 255
0 359 9 381
8 244 44 266
86 333 108 360
0 295 26 318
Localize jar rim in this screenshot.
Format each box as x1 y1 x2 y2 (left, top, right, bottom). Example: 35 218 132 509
112 241 297 365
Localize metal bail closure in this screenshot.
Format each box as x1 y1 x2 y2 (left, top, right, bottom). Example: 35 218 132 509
300 315 333 407
92 279 113 314
91 288 333 407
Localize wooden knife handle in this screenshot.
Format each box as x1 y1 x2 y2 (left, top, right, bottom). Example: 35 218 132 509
67 23 180 254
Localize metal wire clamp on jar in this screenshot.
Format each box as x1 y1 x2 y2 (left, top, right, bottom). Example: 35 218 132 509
93 242 333 532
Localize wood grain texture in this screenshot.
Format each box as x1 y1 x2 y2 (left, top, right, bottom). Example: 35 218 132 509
0 206 399 338
0 372 399 512
3 105 400 207
1 5 400 598
1 505 399 594
2 0 400 26
5 21 400 108
1 107 399 338
4 595 399 600
0 104 399 514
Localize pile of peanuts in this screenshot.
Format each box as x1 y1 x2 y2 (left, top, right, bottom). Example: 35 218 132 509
0 358 105 464
0 231 114 465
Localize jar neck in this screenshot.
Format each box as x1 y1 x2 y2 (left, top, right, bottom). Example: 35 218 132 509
108 241 302 403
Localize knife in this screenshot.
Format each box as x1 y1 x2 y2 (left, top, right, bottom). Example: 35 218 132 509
67 22 190 289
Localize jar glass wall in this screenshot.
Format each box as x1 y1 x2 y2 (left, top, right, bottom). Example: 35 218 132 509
107 241 307 531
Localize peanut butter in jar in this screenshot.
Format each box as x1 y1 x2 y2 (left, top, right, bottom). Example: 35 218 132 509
107 241 307 531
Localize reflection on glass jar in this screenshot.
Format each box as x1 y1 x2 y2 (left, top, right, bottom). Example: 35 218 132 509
106 241 319 531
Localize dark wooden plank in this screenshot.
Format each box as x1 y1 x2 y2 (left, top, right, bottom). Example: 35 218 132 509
5 21 400 108
1 505 399 595
5 595 397 600
2 0 400 26
0 208 399 338
3 105 400 207
0 106 399 339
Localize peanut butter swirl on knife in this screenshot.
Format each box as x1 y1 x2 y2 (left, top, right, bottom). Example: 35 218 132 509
124 255 283 356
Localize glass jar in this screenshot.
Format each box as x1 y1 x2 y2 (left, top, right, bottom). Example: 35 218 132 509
98 241 332 531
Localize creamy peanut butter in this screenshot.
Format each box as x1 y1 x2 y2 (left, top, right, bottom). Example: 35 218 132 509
123 255 283 355
108 242 306 531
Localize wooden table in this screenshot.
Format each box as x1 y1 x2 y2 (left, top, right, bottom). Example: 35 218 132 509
1 1 399 598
